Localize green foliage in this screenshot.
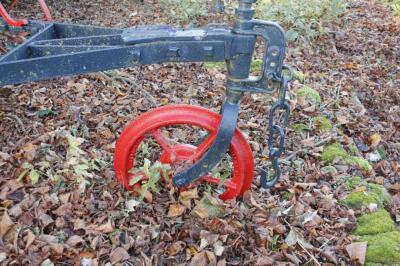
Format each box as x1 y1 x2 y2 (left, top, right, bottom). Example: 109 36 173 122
354 210 395 236
291 123 309 133
321 143 348 163
296 87 322 104
203 62 226 71
341 183 392 210
158 0 208 25
379 0 400 16
348 156 374 173
18 162 40 185
255 0 347 42
292 70 306 82
130 159 172 200
360 231 400 264
36 108 58 118
312 116 332 131
341 176 366 190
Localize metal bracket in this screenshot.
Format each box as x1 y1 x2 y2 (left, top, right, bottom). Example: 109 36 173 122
172 90 242 187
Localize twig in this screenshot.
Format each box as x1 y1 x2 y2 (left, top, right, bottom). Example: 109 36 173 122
299 241 322 266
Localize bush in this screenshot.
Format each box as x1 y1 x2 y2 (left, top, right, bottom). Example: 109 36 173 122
255 0 347 42
158 0 208 26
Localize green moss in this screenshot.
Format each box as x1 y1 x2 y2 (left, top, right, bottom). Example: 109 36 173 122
348 156 374 173
342 176 366 190
348 143 359 156
203 62 226 71
292 70 306 82
354 210 395 236
312 116 332 131
291 123 309 133
360 231 400 265
296 87 322 104
341 183 392 210
321 143 348 163
250 59 263 72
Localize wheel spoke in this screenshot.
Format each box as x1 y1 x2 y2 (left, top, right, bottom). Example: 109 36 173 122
192 133 217 161
151 128 172 152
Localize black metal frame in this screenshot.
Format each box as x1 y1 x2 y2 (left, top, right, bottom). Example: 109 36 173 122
0 0 290 189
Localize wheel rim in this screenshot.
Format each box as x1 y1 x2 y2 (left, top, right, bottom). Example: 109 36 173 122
114 104 254 200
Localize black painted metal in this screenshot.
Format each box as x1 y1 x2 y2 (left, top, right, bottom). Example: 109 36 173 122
0 0 291 189
172 90 242 187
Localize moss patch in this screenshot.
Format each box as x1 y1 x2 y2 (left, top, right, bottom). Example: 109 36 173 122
354 210 395 236
341 183 392 210
360 231 400 265
348 156 374 173
296 87 322 104
203 62 226 71
312 116 332 131
340 176 366 190
321 143 348 163
291 123 309 133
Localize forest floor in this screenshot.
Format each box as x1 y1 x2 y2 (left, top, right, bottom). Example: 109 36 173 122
0 0 399 265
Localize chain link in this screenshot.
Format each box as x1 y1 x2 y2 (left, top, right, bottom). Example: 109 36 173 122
260 66 292 188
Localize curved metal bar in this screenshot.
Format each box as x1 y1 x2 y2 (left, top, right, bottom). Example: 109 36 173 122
172 91 242 187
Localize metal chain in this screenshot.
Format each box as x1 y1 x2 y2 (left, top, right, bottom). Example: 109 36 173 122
260 66 292 188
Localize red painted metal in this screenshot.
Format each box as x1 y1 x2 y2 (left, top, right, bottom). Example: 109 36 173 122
37 0 52 21
1 0 51 27
0 3 28 27
114 105 254 200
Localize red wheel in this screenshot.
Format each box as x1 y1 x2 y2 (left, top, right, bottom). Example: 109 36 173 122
114 105 254 200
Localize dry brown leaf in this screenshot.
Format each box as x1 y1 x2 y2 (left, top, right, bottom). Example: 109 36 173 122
167 204 186 218
166 241 186 256
52 203 72 217
346 242 367 265
92 219 114 234
66 235 85 247
110 247 130 264
25 230 36 249
0 212 13 239
179 188 198 208
23 143 37 162
369 133 381 148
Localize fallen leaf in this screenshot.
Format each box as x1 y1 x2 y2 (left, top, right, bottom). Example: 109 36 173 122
285 228 313 249
53 203 72 217
346 242 367 265
0 212 13 239
110 247 130 264
166 241 186 256
23 143 37 162
25 230 36 249
179 188 198 208
41 259 54 266
66 235 85 247
167 204 186 218
39 213 54 227
125 199 141 212
369 133 381 148
191 194 223 219
91 219 114 233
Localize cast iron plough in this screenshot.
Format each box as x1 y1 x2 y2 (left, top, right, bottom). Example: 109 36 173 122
0 0 292 200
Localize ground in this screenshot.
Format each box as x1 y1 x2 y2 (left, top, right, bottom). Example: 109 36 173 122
0 0 399 265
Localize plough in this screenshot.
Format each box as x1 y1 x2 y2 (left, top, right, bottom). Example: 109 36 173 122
0 0 291 200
